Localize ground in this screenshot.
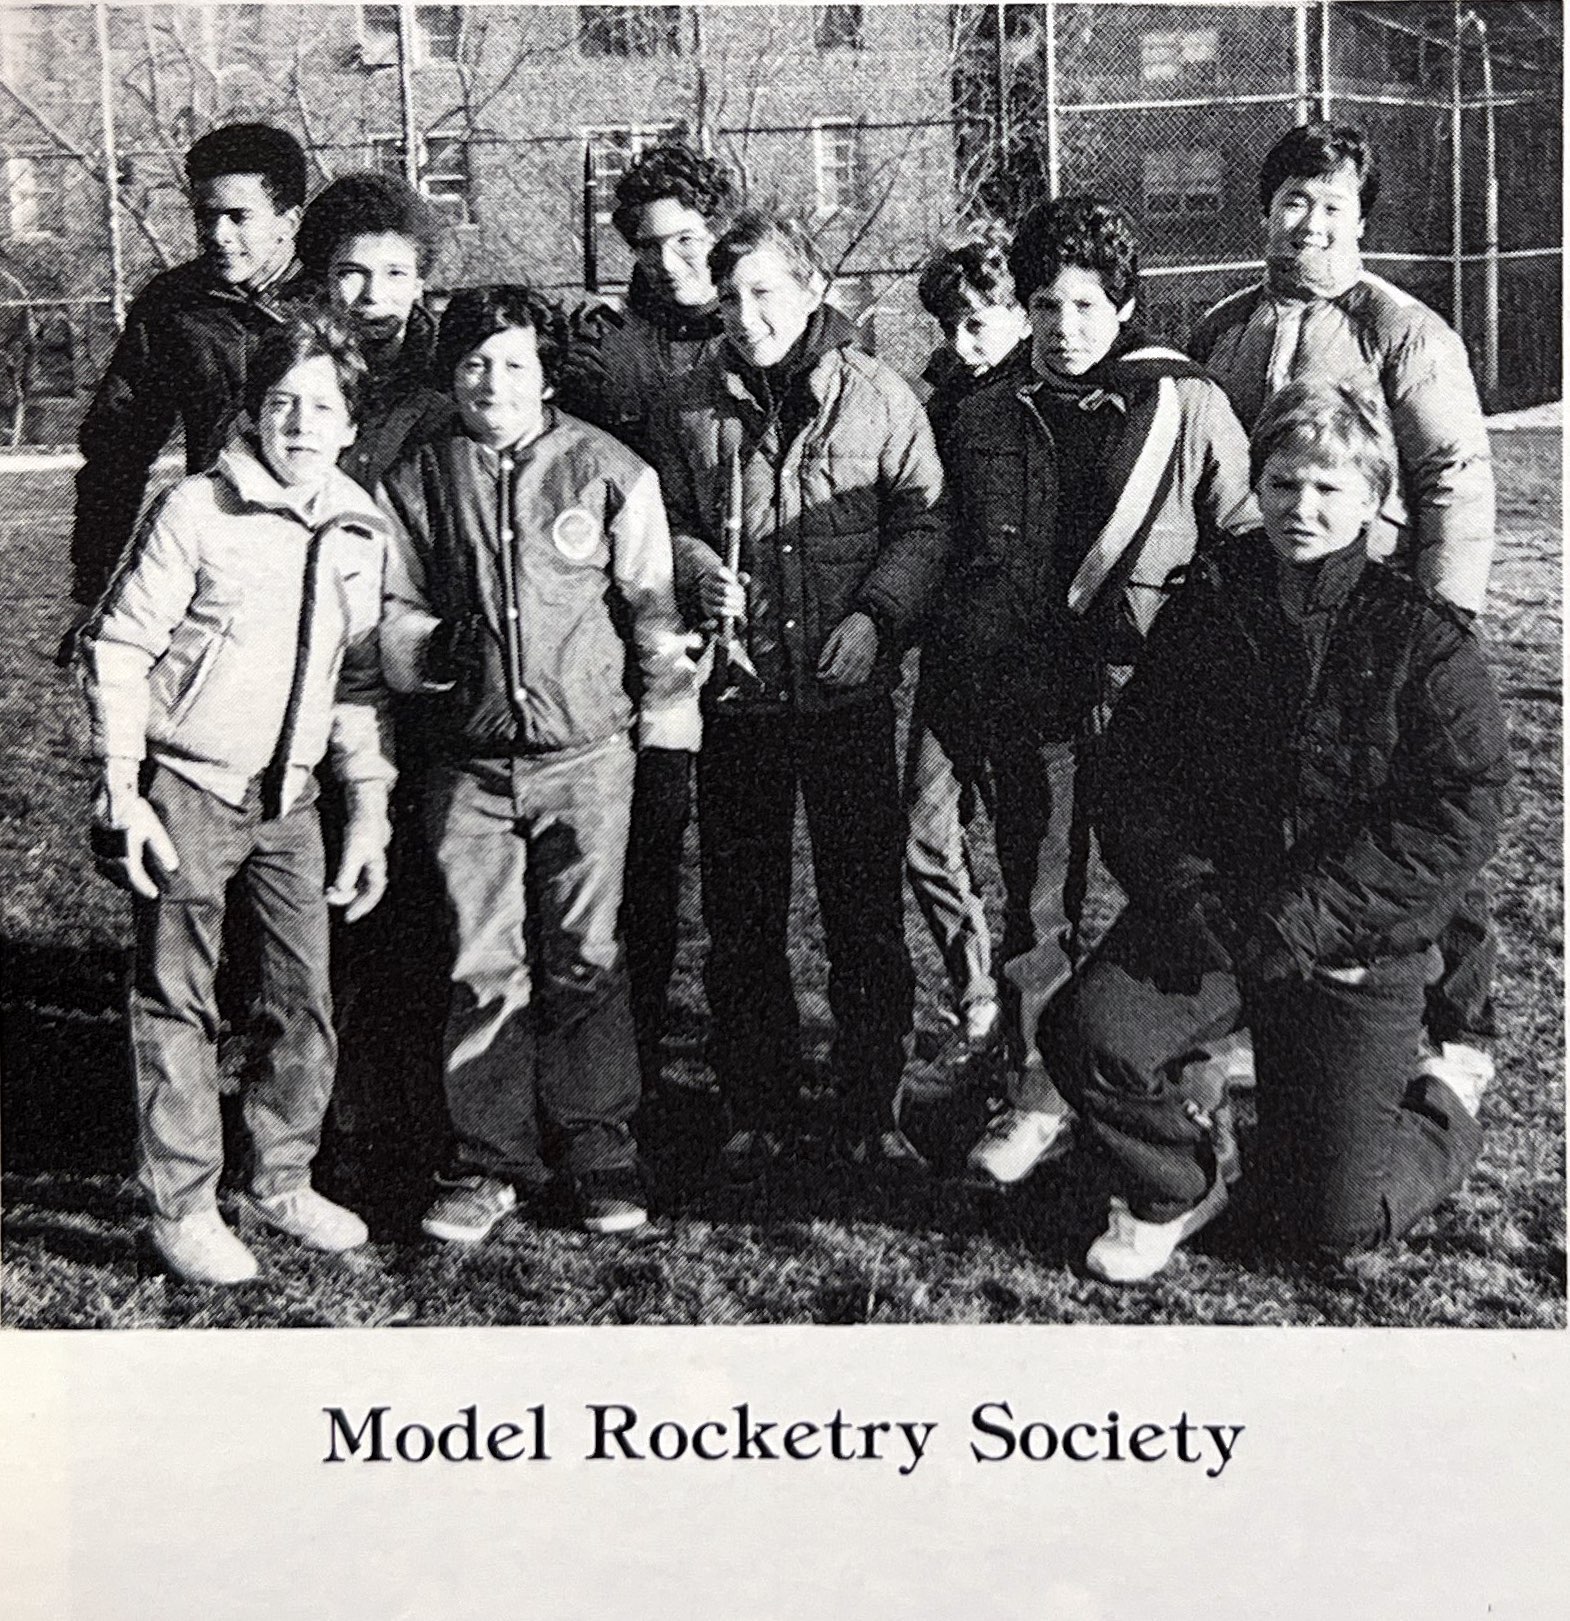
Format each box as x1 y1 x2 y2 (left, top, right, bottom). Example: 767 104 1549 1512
1 433 1563 1328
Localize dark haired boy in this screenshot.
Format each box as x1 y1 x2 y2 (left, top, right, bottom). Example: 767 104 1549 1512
1192 121 1499 1097
944 196 1256 1187
77 313 394 1284
556 140 738 1093
906 229 1031 1055
71 124 311 612
379 285 700 1241
296 171 451 492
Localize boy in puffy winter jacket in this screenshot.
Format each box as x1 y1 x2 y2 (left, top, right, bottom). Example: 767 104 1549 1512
944 196 1258 1189
379 285 701 1244
78 312 395 1286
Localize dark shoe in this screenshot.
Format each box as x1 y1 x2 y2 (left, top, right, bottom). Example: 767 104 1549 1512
421 1175 518 1244
577 1167 648 1235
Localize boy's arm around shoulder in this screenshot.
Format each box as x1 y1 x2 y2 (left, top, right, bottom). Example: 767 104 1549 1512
1184 376 1259 543
611 464 702 752
643 390 729 625
376 470 451 693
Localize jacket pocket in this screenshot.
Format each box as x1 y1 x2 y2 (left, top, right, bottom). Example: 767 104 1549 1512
162 625 227 727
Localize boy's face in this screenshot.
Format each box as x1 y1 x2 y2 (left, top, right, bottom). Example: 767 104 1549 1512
627 197 717 308
256 355 357 488
1264 162 1365 293
1028 266 1133 378
948 297 1030 375
1257 442 1381 566
328 232 425 345
192 174 300 289
453 325 547 449
719 246 821 370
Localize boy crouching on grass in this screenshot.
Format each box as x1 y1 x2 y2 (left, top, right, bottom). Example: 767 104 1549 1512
78 312 395 1286
378 285 700 1244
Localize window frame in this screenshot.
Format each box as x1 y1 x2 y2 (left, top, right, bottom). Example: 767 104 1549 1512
1138 26 1220 89
582 122 682 224
815 4 864 53
1141 148 1224 219
578 5 685 59
813 117 869 218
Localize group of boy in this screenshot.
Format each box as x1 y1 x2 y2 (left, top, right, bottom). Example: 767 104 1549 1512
69 116 1505 1289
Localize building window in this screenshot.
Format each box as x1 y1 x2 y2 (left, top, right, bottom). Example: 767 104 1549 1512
579 6 684 58
814 120 868 216
584 124 681 222
368 134 472 224
816 5 863 52
26 306 76 398
5 156 66 239
419 6 463 62
358 3 400 67
1380 10 1450 87
1139 27 1219 88
1142 149 1223 218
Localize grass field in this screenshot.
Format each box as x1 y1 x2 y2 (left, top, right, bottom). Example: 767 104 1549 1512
1 434 1563 1329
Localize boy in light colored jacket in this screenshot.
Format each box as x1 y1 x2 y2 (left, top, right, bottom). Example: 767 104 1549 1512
78 312 395 1286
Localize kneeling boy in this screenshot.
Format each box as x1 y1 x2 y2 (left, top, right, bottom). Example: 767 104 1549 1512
1040 381 1509 1281
79 312 395 1284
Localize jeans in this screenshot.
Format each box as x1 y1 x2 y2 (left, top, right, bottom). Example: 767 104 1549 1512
697 699 915 1132
1041 906 1484 1251
989 732 1084 1104
903 710 995 1014
425 739 640 1185
130 765 336 1219
621 746 694 1083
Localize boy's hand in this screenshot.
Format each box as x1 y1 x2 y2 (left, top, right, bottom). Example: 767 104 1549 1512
817 611 879 689
327 794 391 923
91 793 179 900
697 561 748 625
422 614 486 687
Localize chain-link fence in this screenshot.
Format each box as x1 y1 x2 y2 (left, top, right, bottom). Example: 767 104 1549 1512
0 2 1561 446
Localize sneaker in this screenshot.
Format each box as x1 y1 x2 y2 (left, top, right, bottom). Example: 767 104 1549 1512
151 1207 259 1285
577 1168 648 1235
719 1128 784 1179
421 1176 518 1244
242 1186 368 1253
846 1126 931 1174
1085 1176 1230 1285
961 996 1002 1054
1419 1040 1495 1118
967 1098 1073 1186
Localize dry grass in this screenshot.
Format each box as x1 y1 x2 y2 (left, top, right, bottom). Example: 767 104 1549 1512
2 434 1563 1329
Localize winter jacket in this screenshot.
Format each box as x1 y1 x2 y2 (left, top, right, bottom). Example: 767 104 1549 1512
71 257 307 607
379 411 700 760
334 301 452 495
556 269 728 465
1097 534 1510 978
1192 270 1496 613
645 308 948 714
78 438 395 816
936 343 1257 744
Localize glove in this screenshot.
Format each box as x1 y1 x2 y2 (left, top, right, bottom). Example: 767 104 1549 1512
91 793 180 900
422 614 487 687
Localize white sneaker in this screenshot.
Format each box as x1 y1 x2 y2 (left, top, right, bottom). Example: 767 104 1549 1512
1085 1177 1230 1284
242 1186 369 1253
961 997 1002 1054
151 1207 260 1285
1419 1041 1495 1118
967 1095 1073 1186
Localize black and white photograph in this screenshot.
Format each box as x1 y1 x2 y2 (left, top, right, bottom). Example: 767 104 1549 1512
0 0 1564 1610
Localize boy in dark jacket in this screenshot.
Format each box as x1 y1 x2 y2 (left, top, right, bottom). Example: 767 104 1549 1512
556 140 736 1093
71 125 309 611
646 213 947 1172
380 286 700 1242
905 230 1031 1057
944 197 1256 1188
1039 381 1509 1282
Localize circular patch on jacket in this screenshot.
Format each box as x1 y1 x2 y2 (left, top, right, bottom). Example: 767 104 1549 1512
552 507 602 562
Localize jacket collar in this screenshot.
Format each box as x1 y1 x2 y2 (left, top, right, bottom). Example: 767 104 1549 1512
216 434 387 534
1275 538 1370 623
627 266 725 341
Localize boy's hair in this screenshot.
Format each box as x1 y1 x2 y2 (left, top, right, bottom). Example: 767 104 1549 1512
433 284 568 390
1249 379 1398 508
611 141 736 243
296 172 444 279
1258 122 1379 218
709 211 823 292
917 225 1018 328
1008 195 1139 310
244 309 369 424
185 123 308 212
